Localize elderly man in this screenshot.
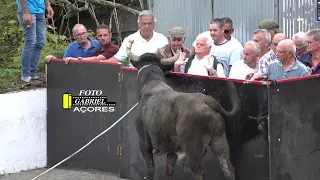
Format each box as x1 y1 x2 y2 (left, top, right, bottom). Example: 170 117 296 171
298 29 320 74
229 41 260 80
258 33 287 73
252 39 310 81
259 19 283 40
253 29 271 59
106 10 168 66
292 31 307 57
174 36 224 77
63 24 100 59
156 27 190 58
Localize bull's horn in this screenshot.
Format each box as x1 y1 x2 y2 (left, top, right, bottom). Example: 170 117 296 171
160 49 181 65
126 39 140 62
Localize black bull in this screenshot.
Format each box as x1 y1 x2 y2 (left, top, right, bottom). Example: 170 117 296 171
126 42 240 180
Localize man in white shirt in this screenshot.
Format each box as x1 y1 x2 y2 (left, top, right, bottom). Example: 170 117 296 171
229 41 260 80
209 18 242 76
106 10 168 67
221 17 243 54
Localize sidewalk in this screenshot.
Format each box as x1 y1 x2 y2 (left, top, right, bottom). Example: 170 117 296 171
0 168 128 180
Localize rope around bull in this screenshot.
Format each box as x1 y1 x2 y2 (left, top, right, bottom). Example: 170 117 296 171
30 103 139 180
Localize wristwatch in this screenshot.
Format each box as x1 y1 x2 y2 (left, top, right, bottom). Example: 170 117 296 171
78 57 82 60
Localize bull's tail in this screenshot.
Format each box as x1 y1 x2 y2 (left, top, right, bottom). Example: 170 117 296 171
204 80 240 118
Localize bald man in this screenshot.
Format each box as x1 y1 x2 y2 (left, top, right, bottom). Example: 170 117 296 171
63 24 100 58
258 33 287 73
252 39 310 80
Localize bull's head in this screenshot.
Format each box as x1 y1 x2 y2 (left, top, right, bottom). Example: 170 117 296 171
126 40 181 72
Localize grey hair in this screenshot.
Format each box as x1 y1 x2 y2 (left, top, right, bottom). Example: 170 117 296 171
245 40 261 56
254 29 271 44
292 31 307 45
210 18 225 29
306 29 320 41
137 10 157 23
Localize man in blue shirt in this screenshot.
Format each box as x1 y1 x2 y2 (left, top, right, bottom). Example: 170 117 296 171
251 39 310 81
16 0 54 85
63 24 100 59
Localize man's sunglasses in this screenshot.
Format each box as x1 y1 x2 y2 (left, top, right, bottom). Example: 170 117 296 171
224 29 231 34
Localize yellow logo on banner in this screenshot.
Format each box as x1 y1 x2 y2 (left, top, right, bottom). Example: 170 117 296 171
62 93 72 110
61 90 116 113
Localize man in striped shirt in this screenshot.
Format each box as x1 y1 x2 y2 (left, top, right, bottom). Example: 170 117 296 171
251 39 310 81
258 33 287 73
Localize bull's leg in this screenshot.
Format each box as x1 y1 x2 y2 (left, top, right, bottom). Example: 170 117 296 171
182 143 206 180
139 136 155 180
166 152 177 179
209 132 235 180
187 156 206 180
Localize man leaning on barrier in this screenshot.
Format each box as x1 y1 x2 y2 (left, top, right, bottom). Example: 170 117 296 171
63 24 100 59
64 24 119 63
46 24 119 64
229 41 260 80
251 39 310 81
105 10 168 67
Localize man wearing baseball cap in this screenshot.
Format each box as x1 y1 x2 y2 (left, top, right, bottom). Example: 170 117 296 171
259 19 283 40
156 27 190 59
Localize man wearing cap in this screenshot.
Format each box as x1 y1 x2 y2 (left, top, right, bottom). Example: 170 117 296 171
259 19 283 40
156 27 190 59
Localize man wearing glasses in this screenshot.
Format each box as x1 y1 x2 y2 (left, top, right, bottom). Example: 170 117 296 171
221 17 243 51
251 39 310 80
258 32 287 73
63 24 100 59
298 29 320 74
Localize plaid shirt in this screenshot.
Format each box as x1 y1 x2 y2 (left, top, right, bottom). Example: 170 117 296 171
258 50 278 73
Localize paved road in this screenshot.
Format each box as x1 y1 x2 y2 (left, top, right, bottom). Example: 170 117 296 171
0 168 128 180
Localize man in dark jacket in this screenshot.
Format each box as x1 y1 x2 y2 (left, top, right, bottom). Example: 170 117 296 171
156 27 190 59
298 29 320 74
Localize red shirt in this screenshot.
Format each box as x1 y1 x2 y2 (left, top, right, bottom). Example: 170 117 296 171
91 43 119 59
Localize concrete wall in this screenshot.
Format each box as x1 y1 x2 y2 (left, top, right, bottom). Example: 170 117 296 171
0 88 47 175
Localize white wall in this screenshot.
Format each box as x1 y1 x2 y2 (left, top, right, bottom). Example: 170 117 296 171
0 88 47 175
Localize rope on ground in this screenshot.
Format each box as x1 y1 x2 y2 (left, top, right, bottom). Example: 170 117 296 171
30 102 139 180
